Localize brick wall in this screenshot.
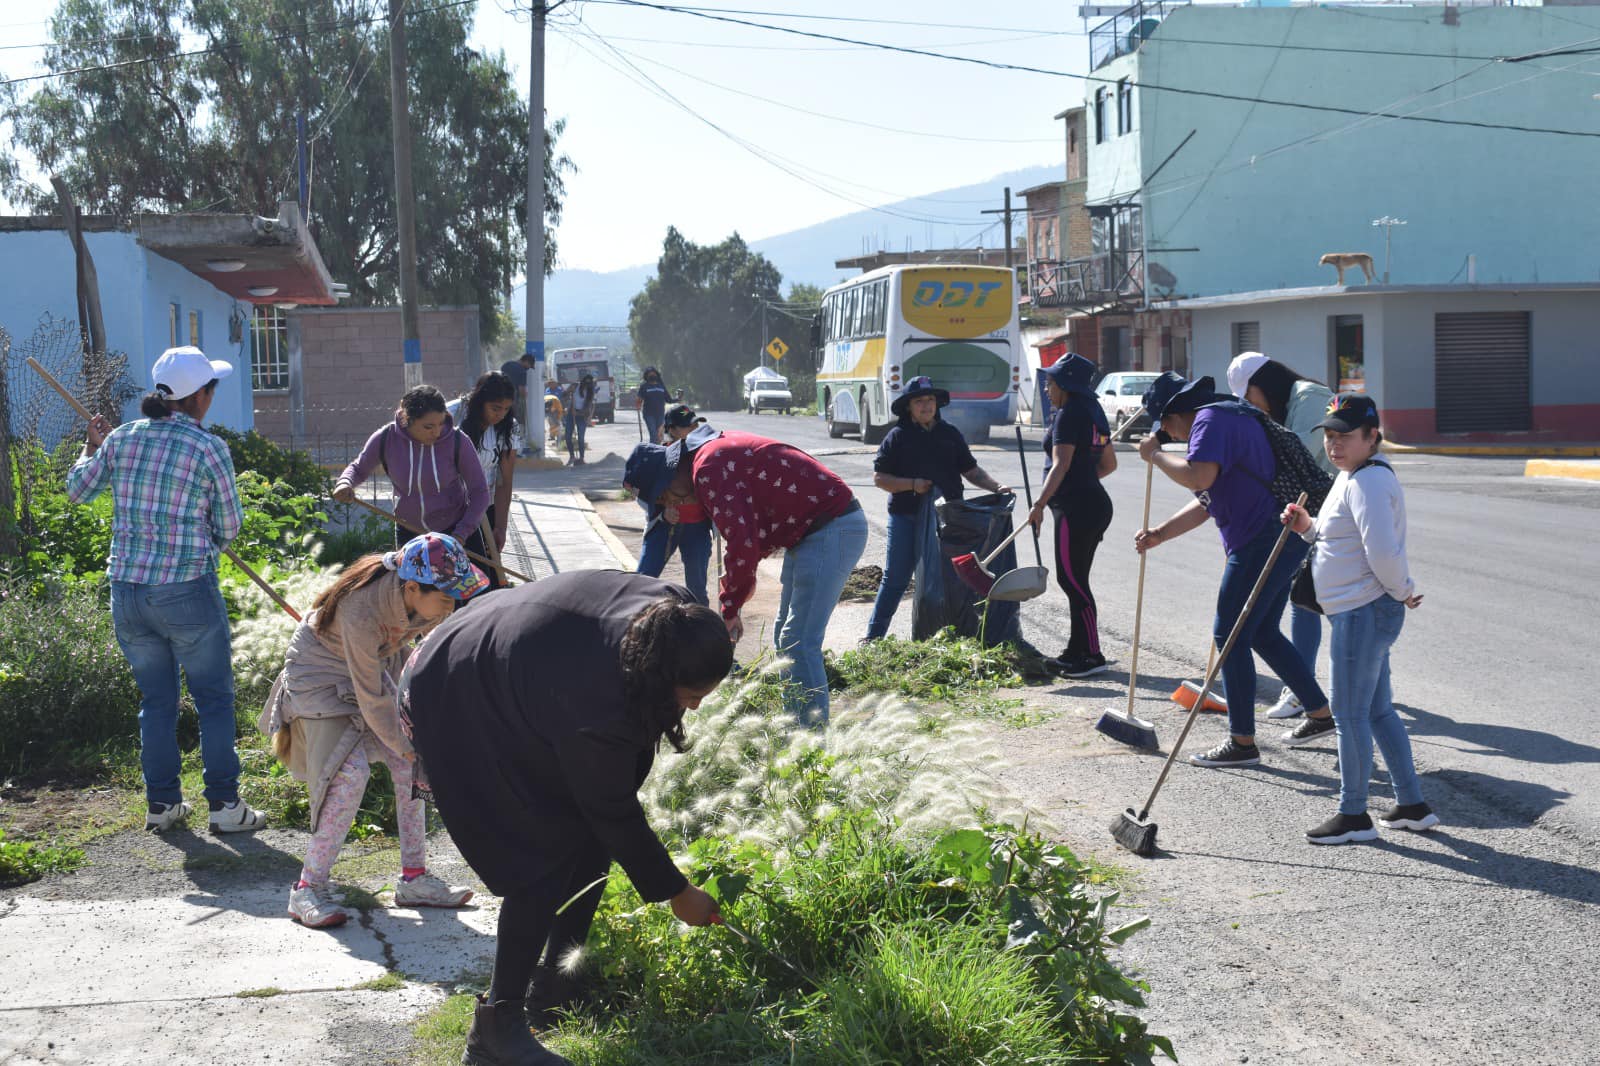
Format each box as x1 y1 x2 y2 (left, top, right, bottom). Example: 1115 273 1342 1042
1064 178 1091 260
251 305 481 460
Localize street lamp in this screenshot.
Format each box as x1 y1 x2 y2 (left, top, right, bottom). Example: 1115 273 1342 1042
750 292 767 370
1371 216 1407 284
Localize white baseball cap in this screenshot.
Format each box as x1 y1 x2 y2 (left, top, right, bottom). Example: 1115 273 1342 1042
1226 352 1269 400
152 346 234 400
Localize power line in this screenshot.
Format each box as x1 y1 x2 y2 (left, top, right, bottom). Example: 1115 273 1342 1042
603 0 1600 141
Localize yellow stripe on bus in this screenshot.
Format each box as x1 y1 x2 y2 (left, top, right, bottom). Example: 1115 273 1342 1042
817 336 887 381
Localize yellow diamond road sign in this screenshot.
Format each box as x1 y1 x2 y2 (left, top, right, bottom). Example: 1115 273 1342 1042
765 337 789 361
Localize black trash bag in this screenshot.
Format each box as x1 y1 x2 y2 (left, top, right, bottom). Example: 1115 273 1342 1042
911 492 1023 646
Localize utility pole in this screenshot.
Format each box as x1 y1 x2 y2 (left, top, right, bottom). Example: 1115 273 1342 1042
980 185 1016 272
1372 215 1407 284
525 2 548 457
757 295 767 370
388 0 422 390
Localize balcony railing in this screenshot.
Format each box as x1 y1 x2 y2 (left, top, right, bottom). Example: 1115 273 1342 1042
1028 251 1145 310
1090 0 1184 70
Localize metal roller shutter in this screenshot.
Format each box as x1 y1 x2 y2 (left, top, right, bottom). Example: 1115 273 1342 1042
1232 321 1260 356
1434 312 1531 433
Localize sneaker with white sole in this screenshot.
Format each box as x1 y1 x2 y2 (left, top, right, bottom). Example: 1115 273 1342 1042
1306 812 1379 845
208 799 267 834
1189 739 1262 768
1266 687 1305 719
1377 802 1440 832
1282 715 1337 747
288 882 349 928
393 872 474 909
145 800 192 833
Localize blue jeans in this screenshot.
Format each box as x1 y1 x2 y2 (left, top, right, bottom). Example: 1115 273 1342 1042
866 508 927 639
110 573 240 807
774 506 868 726
1329 596 1423 815
642 411 664 444
1215 525 1327 738
1291 603 1323 676
637 519 712 605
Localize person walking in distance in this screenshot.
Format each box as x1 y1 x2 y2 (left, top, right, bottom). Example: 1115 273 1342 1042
865 376 1009 642
635 366 671 444
564 374 596 465
1133 373 1331 768
332 384 490 551
448 373 523 589
1228 353 1337 723
1282 395 1434 844
400 571 730 1065
638 426 867 725
66 346 266 834
1025 354 1118 677
260 534 484 928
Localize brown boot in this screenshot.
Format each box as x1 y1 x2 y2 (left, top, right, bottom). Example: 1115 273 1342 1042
460 995 572 1065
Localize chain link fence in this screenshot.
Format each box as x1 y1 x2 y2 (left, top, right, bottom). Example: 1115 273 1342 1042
1 315 139 558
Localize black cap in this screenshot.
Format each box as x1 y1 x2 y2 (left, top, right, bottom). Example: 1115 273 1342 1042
663 403 706 429
1142 372 1217 424
1316 393 1381 433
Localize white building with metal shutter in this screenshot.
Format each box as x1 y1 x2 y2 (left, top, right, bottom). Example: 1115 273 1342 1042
1156 283 1600 445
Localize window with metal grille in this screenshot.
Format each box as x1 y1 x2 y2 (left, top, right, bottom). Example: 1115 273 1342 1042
1232 321 1261 356
1434 311 1530 433
1094 88 1107 144
250 305 290 391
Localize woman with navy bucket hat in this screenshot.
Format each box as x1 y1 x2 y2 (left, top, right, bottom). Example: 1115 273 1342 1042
623 441 713 605
1026 353 1118 677
865 376 1010 642
1134 372 1331 768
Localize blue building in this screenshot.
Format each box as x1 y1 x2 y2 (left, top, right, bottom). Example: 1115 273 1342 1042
0 200 339 432
1033 1 1600 442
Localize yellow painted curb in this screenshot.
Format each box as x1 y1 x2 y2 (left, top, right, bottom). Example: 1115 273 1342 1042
1525 459 1600 481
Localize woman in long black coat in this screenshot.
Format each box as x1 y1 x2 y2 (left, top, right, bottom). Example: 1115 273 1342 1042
401 569 731 1066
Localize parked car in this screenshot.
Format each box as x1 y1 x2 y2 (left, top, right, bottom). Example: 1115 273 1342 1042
744 366 793 414
1097 372 1161 430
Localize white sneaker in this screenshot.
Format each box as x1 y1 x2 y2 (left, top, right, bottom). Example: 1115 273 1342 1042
145 800 192 833
393 872 474 909
288 882 349 929
208 799 267 834
1266 688 1305 719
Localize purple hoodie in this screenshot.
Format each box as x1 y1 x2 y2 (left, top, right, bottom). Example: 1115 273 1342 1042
338 415 490 542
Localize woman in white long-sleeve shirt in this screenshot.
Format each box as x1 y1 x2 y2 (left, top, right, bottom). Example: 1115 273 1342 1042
1282 394 1435 845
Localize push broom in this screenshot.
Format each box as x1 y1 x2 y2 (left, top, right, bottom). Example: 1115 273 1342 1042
1093 459 1158 751
27 357 304 622
1110 493 1307 857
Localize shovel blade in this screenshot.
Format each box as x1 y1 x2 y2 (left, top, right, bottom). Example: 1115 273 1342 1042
987 565 1049 602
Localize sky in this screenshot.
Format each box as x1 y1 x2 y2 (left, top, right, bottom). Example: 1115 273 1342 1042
0 1 1095 274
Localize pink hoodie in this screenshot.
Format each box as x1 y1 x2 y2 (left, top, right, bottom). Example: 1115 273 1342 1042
338 415 490 542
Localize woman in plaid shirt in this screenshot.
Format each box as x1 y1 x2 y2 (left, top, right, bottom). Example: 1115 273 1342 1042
67 347 266 835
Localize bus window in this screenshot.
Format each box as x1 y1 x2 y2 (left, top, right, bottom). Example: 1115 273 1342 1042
874 279 889 334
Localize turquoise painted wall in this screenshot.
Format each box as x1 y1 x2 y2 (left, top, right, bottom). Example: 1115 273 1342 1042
0 230 252 430
1089 5 1600 297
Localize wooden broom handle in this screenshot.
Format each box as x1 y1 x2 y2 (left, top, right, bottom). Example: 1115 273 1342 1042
1124 459 1154 722
344 494 533 583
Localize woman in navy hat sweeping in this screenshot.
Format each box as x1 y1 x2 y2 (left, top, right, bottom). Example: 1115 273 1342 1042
1025 354 1118 677
1134 372 1330 769
623 434 713 606
864 376 1010 642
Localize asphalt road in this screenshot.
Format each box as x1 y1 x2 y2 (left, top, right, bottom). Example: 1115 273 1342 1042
671 408 1600 1065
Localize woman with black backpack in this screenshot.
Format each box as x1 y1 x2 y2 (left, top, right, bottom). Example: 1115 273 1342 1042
1134 372 1331 769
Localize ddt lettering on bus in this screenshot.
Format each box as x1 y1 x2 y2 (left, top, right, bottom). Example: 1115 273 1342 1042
912 280 1004 309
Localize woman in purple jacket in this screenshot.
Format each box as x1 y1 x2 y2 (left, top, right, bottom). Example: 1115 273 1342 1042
333 385 491 555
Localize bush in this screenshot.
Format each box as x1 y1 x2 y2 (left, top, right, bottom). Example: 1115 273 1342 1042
0 581 142 773
210 426 328 498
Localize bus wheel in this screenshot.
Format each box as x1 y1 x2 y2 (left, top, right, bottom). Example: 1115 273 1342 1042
860 390 887 445
826 391 845 439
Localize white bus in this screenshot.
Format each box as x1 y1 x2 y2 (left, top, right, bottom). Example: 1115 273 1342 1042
813 264 1022 444
549 347 616 423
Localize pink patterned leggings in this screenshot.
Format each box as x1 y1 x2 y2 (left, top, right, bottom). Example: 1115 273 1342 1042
300 734 426 887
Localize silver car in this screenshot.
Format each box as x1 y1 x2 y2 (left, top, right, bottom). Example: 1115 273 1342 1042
1097 372 1161 430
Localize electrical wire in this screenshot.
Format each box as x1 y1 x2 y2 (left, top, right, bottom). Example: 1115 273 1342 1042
599 0 1600 141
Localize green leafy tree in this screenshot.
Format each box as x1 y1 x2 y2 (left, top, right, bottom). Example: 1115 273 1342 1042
768 282 822 406
628 228 782 410
0 0 572 342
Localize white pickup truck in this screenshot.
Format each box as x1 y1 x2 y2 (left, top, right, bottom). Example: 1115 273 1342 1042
743 367 792 415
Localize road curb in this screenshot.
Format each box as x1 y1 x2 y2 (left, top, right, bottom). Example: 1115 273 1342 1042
570 488 637 569
1384 442 1600 457
1525 459 1600 481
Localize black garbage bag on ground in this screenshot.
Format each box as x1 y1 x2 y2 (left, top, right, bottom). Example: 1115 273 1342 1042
911 492 1022 646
